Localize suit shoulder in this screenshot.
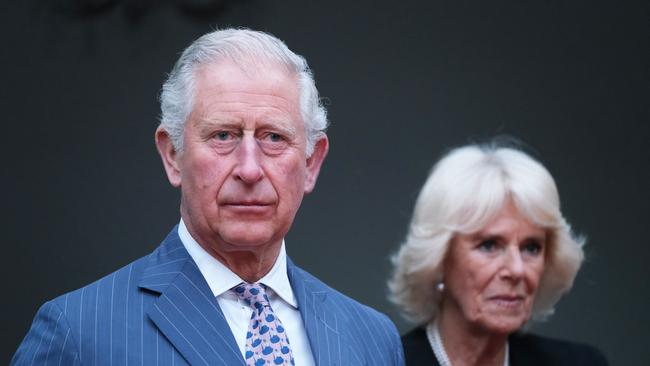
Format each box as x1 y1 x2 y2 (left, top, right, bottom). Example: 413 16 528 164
291 265 389 319
12 252 152 366
50 253 152 307
510 332 608 366
290 265 404 364
290 265 402 337
49 226 184 308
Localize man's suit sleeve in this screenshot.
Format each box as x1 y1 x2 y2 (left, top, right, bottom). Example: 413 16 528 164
379 312 405 366
11 301 80 366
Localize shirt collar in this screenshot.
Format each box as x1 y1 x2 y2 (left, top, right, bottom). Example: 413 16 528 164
178 219 298 308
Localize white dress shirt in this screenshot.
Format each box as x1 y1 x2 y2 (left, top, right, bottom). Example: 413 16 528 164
178 219 315 366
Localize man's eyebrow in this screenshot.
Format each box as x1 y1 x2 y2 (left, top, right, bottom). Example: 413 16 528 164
195 117 242 130
194 116 299 137
257 120 297 136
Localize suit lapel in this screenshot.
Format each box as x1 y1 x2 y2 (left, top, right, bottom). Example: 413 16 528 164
288 258 350 366
138 228 244 366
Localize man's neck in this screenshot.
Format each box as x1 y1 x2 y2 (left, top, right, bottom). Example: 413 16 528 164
180 217 284 282
208 245 282 282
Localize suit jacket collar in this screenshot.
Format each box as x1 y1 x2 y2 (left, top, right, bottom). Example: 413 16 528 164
179 218 298 308
287 257 350 366
137 228 348 366
138 227 245 366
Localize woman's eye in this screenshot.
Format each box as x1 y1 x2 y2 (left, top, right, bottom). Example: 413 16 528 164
522 241 543 256
478 239 498 252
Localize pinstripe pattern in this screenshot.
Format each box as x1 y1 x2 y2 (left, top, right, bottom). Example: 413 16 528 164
12 227 404 365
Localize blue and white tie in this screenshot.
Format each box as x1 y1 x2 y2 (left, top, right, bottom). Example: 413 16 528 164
234 283 294 366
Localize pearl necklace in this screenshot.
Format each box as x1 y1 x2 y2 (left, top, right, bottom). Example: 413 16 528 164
425 321 509 366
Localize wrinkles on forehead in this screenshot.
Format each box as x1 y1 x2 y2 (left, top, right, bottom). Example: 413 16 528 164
195 58 299 90
195 92 299 116
192 62 301 114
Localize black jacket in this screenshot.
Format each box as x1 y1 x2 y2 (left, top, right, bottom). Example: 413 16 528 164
402 327 608 366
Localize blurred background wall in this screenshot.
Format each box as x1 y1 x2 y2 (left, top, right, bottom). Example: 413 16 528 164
3 0 648 364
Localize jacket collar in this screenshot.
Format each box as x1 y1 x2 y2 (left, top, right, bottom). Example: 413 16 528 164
138 227 245 366
288 257 351 365
138 227 349 366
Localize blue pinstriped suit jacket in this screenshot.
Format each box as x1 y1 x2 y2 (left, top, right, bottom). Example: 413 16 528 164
12 227 404 365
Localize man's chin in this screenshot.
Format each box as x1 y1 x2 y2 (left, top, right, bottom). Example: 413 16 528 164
218 227 282 250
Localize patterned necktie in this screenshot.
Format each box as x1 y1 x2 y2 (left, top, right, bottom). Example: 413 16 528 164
233 282 295 366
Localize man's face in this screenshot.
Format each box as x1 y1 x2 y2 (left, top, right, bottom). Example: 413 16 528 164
157 60 328 256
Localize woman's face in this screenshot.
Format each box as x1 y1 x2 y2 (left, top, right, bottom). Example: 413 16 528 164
441 201 547 335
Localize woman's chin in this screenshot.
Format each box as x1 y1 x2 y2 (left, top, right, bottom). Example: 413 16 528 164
477 315 528 336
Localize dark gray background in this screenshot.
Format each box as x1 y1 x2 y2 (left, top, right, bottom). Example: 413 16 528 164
3 0 648 364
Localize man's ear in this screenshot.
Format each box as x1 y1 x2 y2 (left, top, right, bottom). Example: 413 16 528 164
155 127 182 187
304 135 329 194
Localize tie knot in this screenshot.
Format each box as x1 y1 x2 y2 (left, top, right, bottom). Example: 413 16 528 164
233 282 270 310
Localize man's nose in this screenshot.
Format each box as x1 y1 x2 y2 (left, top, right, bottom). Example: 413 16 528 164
233 135 264 184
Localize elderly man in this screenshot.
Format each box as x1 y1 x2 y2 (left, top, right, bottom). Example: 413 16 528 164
12 29 403 365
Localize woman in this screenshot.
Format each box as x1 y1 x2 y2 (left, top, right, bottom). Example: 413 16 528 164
389 143 608 366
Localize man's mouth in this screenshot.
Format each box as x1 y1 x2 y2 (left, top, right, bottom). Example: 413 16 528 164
223 200 274 206
222 201 274 213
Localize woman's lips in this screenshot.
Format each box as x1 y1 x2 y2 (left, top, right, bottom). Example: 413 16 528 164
489 295 525 308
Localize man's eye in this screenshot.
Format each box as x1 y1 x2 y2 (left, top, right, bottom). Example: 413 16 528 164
478 239 498 252
266 133 283 142
215 131 233 141
258 132 289 154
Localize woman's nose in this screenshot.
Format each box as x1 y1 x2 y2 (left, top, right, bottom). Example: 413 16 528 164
501 246 525 280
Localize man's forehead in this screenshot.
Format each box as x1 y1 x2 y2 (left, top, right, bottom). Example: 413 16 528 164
191 91 302 123
193 63 299 106
195 59 299 88
190 61 301 121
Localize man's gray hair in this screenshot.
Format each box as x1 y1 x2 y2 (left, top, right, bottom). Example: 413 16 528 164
388 143 585 326
159 28 328 155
